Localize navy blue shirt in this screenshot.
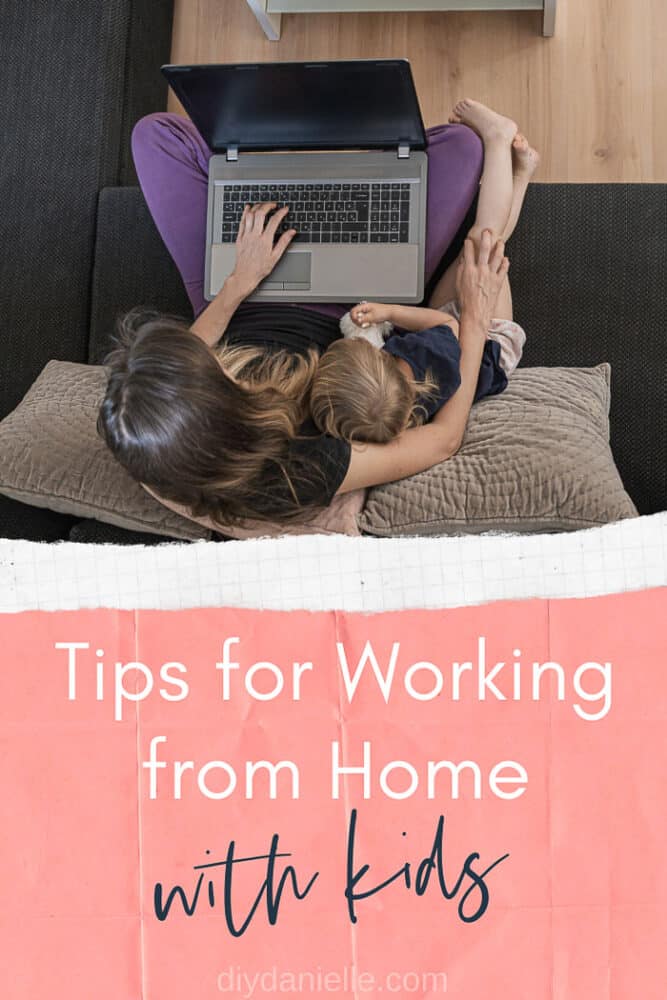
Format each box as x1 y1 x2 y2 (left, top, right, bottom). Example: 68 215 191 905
383 324 507 418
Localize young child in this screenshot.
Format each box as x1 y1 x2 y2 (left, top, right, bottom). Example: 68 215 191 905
310 100 539 444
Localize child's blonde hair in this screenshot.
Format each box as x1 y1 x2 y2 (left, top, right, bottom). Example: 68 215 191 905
310 338 434 444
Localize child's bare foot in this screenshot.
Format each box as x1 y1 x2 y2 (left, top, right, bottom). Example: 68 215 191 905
512 133 541 178
448 99 517 144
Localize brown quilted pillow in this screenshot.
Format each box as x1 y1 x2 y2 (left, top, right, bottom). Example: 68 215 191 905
359 364 638 536
0 361 364 540
0 361 636 542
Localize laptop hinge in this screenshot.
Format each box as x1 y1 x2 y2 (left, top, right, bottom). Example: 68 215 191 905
397 143 410 160
226 145 239 162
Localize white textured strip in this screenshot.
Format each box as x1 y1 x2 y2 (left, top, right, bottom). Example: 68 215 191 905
0 513 665 613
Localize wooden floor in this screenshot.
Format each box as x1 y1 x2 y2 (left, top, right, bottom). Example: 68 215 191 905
170 0 667 181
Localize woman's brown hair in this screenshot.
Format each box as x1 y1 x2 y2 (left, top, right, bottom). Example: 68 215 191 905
97 310 326 526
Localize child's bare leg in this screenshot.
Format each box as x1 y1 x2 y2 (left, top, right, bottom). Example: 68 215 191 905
429 100 516 308
451 99 517 241
502 133 541 242
492 276 513 321
430 127 540 313
492 134 540 320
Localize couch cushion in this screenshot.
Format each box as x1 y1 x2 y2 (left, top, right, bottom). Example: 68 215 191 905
89 188 193 365
509 184 666 515
0 361 365 541
0 362 209 541
359 365 638 537
68 519 185 546
0 496 79 543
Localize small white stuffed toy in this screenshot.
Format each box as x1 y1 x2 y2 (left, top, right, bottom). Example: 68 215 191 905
339 302 393 349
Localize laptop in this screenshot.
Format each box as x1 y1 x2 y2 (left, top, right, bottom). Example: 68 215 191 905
162 60 428 303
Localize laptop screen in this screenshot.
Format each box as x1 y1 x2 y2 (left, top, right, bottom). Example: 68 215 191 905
162 60 427 153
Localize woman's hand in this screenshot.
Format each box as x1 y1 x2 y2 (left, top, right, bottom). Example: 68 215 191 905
350 301 394 327
456 228 510 329
232 203 297 296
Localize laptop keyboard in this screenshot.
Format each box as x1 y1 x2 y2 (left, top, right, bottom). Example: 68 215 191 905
218 181 412 244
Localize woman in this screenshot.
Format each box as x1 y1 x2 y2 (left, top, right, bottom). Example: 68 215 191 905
98 111 509 528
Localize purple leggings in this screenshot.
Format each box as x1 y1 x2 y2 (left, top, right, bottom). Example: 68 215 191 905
131 113 483 320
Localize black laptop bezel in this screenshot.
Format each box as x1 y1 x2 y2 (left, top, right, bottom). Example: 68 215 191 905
161 59 427 154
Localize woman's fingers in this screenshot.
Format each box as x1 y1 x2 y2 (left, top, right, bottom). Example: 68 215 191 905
477 228 492 266
489 238 506 273
236 204 251 240
251 202 278 232
236 206 245 241
272 228 297 259
265 205 290 240
462 237 475 267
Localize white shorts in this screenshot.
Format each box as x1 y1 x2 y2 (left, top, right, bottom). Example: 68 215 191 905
439 299 526 376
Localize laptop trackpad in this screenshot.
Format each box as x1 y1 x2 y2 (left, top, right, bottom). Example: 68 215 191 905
270 251 311 286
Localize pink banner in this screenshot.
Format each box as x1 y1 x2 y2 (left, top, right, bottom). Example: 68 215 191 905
2 588 665 998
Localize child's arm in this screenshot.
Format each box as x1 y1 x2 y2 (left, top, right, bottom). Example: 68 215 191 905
390 304 458 332
339 234 508 492
351 302 458 334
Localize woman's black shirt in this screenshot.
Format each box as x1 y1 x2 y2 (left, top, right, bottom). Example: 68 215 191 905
224 303 352 508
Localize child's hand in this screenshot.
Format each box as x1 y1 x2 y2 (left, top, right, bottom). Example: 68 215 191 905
351 301 393 328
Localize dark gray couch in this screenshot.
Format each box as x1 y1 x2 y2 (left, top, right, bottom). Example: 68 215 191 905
0 0 174 541
2 3 664 542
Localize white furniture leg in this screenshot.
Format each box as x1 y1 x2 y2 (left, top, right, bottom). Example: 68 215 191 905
248 1 555 39
542 0 556 36
245 0 282 39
